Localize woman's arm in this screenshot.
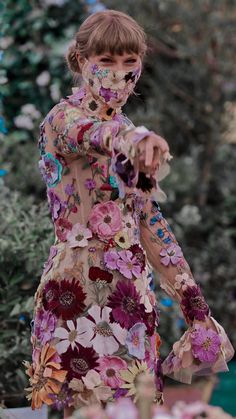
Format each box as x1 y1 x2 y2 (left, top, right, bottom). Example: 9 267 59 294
39 102 154 192
139 198 235 384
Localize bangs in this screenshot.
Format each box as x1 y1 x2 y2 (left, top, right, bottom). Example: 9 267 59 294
86 17 146 57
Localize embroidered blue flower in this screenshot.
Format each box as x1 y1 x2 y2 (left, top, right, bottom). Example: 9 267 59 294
157 228 164 238
109 175 118 188
163 236 172 244
150 214 162 225
38 152 63 188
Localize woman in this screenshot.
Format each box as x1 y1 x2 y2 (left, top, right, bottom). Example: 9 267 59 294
23 9 234 418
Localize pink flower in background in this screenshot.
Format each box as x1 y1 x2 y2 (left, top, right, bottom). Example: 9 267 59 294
160 243 183 266
125 322 147 359
89 201 122 240
97 356 127 387
75 305 127 355
191 324 221 363
116 250 142 279
104 249 120 270
66 222 92 248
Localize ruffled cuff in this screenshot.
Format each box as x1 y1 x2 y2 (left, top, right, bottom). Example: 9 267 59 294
161 316 235 384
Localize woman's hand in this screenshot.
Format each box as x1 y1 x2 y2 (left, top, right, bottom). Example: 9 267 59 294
137 132 170 175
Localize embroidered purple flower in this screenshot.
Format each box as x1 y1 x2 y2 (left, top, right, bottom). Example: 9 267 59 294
91 63 99 74
104 249 120 270
34 308 57 345
114 153 136 188
117 250 142 279
64 183 75 196
191 325 221 363
38 152 62 188
85 178 96 190
107 280 145 329
159 243 183 266
99 87 118 102
125 322 147 359
47 190 62 221
43 245 58 275
48 382 73 410
181 285 210 321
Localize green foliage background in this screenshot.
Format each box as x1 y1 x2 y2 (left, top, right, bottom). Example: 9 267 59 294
0 0 235 410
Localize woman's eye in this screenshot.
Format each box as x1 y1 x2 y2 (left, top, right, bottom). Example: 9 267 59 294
100 58 112 63
126 59 137 64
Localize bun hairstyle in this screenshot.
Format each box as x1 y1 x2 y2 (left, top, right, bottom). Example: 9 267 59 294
65 9 148 75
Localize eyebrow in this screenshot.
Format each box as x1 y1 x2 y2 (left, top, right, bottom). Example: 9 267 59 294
100 54 137 59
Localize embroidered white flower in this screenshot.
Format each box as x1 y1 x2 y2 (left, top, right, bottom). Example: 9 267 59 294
66 222 93 248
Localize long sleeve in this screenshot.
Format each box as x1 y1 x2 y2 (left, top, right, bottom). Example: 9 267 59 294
38 101 153 196
139 197 235 384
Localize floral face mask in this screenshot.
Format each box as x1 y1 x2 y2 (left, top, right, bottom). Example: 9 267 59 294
81 59 142 108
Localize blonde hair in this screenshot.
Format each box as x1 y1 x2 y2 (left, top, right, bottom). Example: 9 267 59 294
65 9 147 74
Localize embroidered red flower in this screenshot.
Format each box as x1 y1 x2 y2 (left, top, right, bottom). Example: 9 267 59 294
42 278 86 320
55 217 72 241
61 344 99 380
89 266 113 283
77 122 93 143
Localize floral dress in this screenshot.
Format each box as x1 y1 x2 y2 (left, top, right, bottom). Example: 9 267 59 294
23 85 234 411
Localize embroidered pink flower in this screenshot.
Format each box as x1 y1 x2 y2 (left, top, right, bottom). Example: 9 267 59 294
116 250 142 279
104 250 120 270
34 309 57 345
125 322 147 359
160 243 183 266
97 356 127 388
88 201 122 241
75 305 127 355
55 217 72 242
66 222 92 248
174 272 195 291
191 324 221 363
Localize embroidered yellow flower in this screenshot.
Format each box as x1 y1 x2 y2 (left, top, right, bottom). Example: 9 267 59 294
65 107 83 124
119 360 150 400
114 231 131 249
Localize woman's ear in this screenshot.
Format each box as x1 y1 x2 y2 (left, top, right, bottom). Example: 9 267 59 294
76 52 86 68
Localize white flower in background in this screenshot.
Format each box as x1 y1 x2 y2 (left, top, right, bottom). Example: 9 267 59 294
50 83 61 101
0 36 13 49
0 75 8 85
21 104 41 119
36 70 50 86
176 204 201 226
40 0 67 6
14 115 34 130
